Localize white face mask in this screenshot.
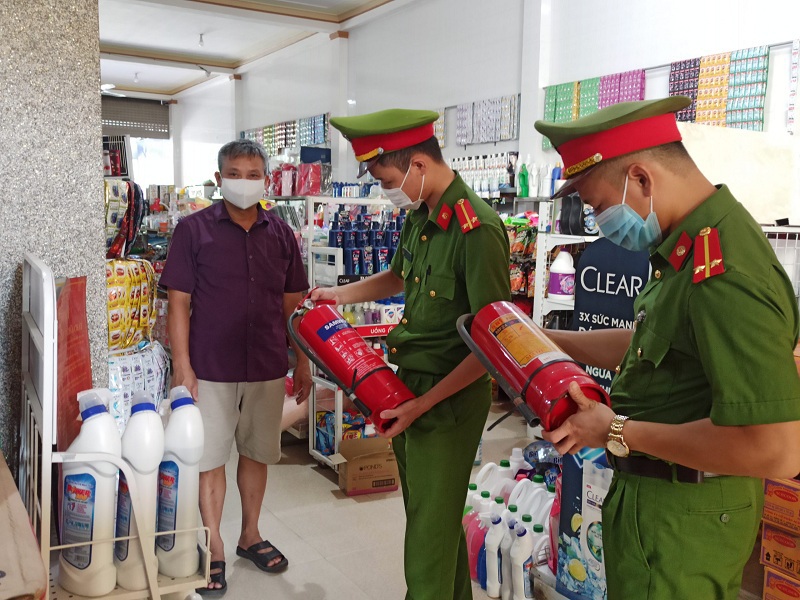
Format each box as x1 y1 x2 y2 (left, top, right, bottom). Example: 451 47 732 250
383 164 424 210
221 177 265 209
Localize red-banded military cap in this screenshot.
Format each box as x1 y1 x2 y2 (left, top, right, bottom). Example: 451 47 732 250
330 108 439 178
534 96 691 198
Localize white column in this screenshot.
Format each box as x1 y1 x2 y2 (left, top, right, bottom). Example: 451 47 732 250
330 31 351 182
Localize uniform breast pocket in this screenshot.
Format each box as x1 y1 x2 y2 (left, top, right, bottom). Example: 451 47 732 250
416 273 457 328
621 326 675 403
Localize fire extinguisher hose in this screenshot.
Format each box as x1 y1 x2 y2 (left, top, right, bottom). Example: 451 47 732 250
456 314 540 428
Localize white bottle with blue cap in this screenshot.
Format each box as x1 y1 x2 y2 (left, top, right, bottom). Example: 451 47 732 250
156 385 204 577
59 389 121 597
115 391 165 590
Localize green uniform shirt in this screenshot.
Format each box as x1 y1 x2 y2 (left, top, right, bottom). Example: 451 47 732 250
387 173 511 376
612 185 800 426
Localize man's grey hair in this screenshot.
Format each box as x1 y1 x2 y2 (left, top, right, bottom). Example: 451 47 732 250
217 139 269 174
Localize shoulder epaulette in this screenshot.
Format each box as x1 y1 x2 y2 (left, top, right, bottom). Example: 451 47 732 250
692 227 725 283
455 198 481 233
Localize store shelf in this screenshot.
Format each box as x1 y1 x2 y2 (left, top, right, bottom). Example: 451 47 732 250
49 568 207 600
544 233 598 251
270 195 393 206
543 296 575 313
353 324 396 337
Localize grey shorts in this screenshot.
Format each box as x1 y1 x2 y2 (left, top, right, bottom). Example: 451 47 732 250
196 379 285 471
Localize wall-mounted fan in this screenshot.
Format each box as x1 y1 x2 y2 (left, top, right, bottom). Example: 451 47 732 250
101 83 125 97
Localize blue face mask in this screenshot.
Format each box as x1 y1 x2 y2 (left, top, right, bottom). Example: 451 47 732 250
594 176 662 252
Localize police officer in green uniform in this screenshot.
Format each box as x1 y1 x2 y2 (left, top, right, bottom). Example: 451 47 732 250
311 109 511 600
533 97 800 600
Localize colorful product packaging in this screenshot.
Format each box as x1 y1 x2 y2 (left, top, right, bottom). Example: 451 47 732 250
764 567 800 600
762 522 800 580
764 479 800 534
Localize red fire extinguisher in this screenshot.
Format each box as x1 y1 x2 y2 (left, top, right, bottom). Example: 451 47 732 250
288 296 414 434
457 301 610 431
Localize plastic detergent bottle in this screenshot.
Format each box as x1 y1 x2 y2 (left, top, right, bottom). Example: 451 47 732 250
115 391 165 590
464 482 478 517
501 503 519 528
500 517 518 600
463 490 491 533
509 447 526 478
485 513 505 598
511 523 535 600
156 386 204 577
467 511 490 580
524 474 549 519
548 249 576 300
548 478 561 575
59 389 121 597
530 523 549 575
537 484 557 533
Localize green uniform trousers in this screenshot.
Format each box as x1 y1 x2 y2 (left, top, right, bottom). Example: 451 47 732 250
602 470 762 600
393 369 492 600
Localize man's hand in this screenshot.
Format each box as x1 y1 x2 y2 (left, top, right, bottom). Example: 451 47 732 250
375 396 429 438
172 365 199 402
542 382 615 455
293 361 312 404
309 286 341 305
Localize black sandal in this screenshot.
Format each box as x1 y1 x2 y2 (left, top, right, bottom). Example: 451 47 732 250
197 560 227 597
236 540 289 573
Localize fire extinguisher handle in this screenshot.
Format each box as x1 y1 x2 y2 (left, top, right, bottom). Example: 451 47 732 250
298 287 337 310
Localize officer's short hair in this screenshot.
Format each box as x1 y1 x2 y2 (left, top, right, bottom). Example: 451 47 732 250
218 139 269 174
597 141 694 181
373 136 445 172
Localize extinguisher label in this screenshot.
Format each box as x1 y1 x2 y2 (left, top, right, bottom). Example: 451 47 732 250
489 314 554 368
317 317 349 343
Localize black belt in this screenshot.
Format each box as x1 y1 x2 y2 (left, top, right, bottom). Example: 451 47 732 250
606 453 706 484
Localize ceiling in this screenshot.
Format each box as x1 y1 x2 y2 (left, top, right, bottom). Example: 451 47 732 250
99 0 402 97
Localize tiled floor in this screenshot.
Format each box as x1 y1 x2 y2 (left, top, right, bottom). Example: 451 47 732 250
214 401 531 600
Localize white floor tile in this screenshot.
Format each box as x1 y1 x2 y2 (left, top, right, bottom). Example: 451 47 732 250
206 405 529 600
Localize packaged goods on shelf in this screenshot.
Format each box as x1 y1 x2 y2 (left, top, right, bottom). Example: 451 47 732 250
764 567 800 600
106 258 157 352
314 410 377 457
764 478 800 534
108 342 170 434
762 522 800 580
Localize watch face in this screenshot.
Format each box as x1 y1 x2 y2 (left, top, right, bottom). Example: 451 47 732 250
606 439 629 457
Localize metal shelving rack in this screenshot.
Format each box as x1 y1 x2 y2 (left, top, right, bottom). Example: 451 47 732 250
18 253 210 600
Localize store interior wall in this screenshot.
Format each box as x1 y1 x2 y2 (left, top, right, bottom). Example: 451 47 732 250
535 0 800 223
172 76 237 187
0 0 107 460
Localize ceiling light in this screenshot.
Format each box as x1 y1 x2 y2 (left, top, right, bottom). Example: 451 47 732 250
347 99 357 105
134 72 139 83
199 33 204 48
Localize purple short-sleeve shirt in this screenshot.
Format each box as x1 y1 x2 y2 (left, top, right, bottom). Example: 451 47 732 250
159 201 308 382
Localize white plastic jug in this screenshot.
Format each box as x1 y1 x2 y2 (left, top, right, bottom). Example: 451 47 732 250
59 389 121 597
500 517 517 600
510 524 535 600
509 447 527 478
115 391 165 590
494 478 519 505
484 513 505 599
156 386 204 577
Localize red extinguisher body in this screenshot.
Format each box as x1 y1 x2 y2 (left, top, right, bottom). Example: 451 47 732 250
466 301 610 431
292 302 414 433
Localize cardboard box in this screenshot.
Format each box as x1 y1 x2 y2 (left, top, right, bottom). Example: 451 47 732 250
762 522 800 579
329 437 399 497
764 567 800 600
765 479 800 534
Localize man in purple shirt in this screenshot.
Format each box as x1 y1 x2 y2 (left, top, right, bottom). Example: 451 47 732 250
160 139 310 596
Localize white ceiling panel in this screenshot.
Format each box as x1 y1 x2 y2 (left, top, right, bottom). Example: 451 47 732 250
100 0 306 64
101 58 212 95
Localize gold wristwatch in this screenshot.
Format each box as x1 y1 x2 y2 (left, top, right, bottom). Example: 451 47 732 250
606 415 630 457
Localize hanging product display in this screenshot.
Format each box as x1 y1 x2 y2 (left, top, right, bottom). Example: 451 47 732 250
726 46 769 131
669 58 700 122
578 78 600 118
696 52 731 127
